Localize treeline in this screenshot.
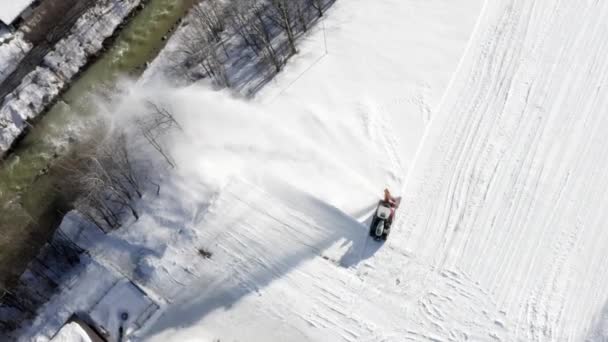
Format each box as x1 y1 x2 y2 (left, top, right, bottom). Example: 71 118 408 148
170 0 334 90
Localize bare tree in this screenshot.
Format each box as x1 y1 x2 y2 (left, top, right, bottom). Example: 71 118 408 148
226 0 263 55
250 2 283 72
137 101 182 168
191 0 226 43
96 133 143 220
225 0 284 73
191 0 232 58
55 121 144 232
309 0 325 17
294 0 309 32
267 0 298 55
211 47 231 87
173 2 231 86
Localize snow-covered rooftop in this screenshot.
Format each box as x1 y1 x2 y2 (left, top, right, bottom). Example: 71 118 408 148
49 322 92 342
0 0 35 25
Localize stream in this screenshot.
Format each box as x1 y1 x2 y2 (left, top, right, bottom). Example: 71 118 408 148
0 0 195 286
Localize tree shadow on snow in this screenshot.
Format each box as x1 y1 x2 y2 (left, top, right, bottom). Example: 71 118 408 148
138 179 385 339
585 299 608 341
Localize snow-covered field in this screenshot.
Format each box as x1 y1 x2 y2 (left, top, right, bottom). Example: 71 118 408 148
22 0 608 341
399 1 608 340
0 32 31 83
22 0 482 340
49 321 92 342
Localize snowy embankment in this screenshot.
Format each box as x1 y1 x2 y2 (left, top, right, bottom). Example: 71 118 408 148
0 32 32 84
0 0 140 155
21 0 483 340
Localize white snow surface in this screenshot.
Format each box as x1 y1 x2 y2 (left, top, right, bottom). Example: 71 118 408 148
25 0 608 341
0 0 34 25
49 322 91 342
399 1 608 340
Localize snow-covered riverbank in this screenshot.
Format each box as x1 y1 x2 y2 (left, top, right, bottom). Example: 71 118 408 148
0 0 141 155
0 32 31 84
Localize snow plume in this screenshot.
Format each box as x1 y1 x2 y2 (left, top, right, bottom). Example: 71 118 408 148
103 80 401 215
18 81 407 341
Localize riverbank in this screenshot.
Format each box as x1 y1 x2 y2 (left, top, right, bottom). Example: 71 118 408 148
0 0 143 156
0 0 196 314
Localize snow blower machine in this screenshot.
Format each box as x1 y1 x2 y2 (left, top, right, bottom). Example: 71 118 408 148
369 189 401 241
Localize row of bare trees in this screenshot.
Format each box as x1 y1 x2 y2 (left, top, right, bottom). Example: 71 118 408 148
171 0 333 87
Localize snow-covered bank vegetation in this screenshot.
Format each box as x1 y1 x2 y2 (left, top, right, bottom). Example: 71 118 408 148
0 32 31 84
0 0 141 155
146 0 335 94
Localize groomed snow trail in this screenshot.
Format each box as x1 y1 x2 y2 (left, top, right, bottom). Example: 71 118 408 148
398 0 608 340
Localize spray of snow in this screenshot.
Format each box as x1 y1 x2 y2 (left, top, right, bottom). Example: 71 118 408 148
110 82 392 215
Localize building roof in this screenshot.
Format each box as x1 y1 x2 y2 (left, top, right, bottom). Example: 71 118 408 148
50 322 93 342
0 0 35 25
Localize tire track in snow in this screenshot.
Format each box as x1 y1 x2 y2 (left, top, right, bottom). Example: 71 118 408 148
360 100 407 185
395 0 608 340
